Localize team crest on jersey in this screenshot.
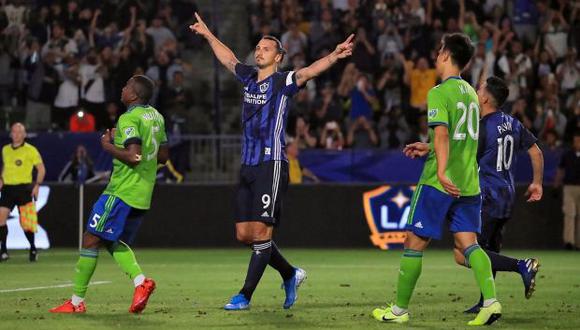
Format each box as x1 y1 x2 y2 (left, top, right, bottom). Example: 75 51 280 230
363 185 415 250
15 159 22 166
124 127 135 137
428 108 438 119
259 82 269 93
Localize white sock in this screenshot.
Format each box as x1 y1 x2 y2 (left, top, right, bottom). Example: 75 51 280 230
71 294 84 306
133 274 145 287
392 305 408 316
483 298 497 307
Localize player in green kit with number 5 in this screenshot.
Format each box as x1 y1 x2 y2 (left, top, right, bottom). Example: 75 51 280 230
372 34 501 326
50 75 169 314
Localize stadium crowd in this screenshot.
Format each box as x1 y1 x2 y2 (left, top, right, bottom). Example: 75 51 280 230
0 0 197 132
246 0 580 150
0 0 578 152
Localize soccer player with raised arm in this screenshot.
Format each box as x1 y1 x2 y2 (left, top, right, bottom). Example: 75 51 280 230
403 76 544 314
50 75 169 314
371 33 502 326
190 12 353 310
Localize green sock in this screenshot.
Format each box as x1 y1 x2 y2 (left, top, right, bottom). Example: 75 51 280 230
73 249 99 298
464 244 496 300
108 241 143 281
395 249 423 309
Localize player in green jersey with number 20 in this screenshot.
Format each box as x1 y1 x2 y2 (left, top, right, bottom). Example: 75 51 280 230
50 75 169 314
372 34 501 326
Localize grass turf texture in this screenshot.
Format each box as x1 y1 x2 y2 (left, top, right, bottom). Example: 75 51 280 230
0 249 579 330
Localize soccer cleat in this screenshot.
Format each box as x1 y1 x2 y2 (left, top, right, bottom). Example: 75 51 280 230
224 293 250 310
49 299 86 313
129 278 156 313
371 305 409 323
29 249 38 262
282 268 307 309
518 258 540 299
0 252 9 262
464 301 483 314
467 301 502 326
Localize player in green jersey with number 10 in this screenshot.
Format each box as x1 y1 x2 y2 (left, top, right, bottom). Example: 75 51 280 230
50 75 169 314
372 33 501 326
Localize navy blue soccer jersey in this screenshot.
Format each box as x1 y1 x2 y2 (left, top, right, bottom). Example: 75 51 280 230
477 111 538 218
235 63 300 165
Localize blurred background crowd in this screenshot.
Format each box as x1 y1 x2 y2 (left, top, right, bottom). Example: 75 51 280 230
0 0 578 152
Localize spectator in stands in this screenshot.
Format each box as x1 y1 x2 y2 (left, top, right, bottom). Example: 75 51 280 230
58 144 95 183
377 22 403 60
69 109 95 133
555 131 580 250
542 9 570 60
294 116 317 149
319 120 344 150
286 138 320 184
281 20 307 59
351 26 377 74
308 8 337 59
53 60 80 130
79 48 106 128
511 97 534 130
25 50 59 131
535 96 567 141
309 82 342 136
556 48 580 100
376 53 403 112
146 15 177 51
347 116 378 149
41 22 78 63
103 102 120 129
348 74 378 121
402 54 437 117
378 106 411 149
146 50 182 108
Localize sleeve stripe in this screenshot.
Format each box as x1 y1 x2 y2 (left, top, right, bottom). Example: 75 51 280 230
428 122 449 127
286 71 295 86
123 137 142 148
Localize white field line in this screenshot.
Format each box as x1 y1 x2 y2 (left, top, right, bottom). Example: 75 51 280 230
0 281 111 293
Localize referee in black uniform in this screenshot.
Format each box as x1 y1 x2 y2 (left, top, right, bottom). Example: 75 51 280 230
0 123 46 262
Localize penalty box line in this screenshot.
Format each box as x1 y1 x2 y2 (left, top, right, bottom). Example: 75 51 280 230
0 281 112 293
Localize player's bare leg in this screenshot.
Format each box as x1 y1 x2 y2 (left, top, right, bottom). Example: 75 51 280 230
0 207 10 261
373 231 429 323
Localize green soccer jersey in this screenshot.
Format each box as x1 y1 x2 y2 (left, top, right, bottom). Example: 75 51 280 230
103 104 167 209
419 77 480 196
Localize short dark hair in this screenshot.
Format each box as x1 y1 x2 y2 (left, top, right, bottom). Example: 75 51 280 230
131 75 155 103
485 76 510 108
262 35 286 56
441 33 475 70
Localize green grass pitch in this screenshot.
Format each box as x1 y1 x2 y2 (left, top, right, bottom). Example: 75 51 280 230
1 249 579 329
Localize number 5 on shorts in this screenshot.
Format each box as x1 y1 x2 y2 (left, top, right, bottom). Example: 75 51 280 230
89 214 101 228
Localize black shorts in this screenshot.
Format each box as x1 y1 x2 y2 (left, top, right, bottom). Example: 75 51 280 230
478 213 510 253
235 161 289 226
0 184 33 209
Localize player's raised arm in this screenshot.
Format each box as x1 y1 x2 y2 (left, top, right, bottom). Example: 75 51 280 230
525 143 544 202
101 128 143 167
189 12 240 74
294 34 354 87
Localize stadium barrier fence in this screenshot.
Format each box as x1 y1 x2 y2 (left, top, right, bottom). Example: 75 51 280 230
35 183 563 249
